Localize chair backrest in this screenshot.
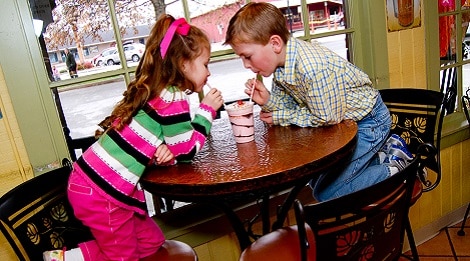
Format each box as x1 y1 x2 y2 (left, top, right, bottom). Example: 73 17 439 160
0 159 93 261
462 89 470 124
440 64 457 115
294 157 419 261
379 88 444 191
67 135 96 161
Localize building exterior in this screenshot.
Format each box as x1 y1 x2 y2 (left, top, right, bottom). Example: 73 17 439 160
46 0 343 65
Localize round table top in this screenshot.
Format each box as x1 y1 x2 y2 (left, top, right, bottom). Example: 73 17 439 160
141 116 357 201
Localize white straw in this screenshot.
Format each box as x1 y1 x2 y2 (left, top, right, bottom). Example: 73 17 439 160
249 74 257 103
206 83 226 109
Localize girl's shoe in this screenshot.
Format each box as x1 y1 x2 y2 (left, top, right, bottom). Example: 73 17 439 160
43 249 64 261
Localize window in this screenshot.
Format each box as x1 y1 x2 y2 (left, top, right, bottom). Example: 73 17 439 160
29 0 385 211
438 0 470 115
32 0 365 138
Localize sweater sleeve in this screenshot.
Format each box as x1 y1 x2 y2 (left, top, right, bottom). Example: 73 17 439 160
150 88 216 163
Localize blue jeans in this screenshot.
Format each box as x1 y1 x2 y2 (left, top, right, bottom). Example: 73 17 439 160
312 94 392 201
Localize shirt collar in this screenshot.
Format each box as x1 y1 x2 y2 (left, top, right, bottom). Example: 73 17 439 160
274 37 297 85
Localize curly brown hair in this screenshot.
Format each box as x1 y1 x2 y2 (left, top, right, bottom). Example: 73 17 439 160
98 14 210 132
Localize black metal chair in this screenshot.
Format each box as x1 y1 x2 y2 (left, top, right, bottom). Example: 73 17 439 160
0 159 198 261
239 156 421 261
0 160 93 261
440 63 457 116
458 90 470 236
379 88 446 260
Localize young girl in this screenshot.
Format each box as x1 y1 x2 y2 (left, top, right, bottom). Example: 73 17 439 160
44 14 224 261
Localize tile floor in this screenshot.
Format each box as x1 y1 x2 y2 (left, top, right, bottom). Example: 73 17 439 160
401 220 470 260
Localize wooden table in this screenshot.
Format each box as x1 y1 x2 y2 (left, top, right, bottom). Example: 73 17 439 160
141 115 357 249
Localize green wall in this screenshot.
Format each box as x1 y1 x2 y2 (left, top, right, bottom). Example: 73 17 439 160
0 0 69 173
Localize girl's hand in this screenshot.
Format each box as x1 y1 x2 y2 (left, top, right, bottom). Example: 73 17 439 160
245 78 270 106
153 144 174 165
202 88 224 111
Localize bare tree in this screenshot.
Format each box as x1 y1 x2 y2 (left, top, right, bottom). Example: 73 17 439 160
150 0 167 20
45 0 166 64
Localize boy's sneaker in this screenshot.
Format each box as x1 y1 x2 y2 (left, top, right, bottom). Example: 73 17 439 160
381 134 407 154
384 144 414 171
43 249 64 261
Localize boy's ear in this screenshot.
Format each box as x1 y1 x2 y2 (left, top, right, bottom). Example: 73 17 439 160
269 35 284 54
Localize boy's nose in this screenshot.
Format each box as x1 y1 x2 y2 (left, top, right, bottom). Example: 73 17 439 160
242 60 251 70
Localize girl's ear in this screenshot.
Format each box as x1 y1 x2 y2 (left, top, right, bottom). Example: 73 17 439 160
269 35 283 54
181 60 188 73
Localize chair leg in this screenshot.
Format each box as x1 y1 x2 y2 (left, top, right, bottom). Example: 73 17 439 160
457 203 470 236
405 217 420 260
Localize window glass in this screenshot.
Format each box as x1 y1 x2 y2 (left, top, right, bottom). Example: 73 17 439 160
42 0 112 79
438 0 470 115
439 15 456 64
312 33 349 60
281 0 346 38
59 76 127 139
112 0 156 68
37 0 158 80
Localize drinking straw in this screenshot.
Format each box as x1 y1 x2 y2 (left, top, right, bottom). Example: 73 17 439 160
206 83 227 109
249 74 258 103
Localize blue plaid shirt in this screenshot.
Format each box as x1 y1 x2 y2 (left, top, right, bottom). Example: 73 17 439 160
262 37 378 127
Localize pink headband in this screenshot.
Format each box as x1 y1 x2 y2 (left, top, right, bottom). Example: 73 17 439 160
160 18 191 58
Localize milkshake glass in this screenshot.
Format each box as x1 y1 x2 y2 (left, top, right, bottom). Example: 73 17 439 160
225 101 255 143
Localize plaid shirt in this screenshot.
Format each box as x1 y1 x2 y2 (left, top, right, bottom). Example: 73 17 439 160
262 37 378 127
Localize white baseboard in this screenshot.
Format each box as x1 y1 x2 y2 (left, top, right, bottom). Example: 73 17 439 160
403 203 469 250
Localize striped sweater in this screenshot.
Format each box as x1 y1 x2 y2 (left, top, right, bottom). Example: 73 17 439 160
72 86 216 214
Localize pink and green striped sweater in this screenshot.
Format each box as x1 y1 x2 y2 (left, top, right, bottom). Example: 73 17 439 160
72 86 216 215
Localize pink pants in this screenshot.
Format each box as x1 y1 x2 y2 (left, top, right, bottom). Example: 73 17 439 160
67 171 165 261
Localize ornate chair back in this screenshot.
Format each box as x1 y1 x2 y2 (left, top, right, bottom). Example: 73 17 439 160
239 158 420 261
379 88 444 191
0 160 93 261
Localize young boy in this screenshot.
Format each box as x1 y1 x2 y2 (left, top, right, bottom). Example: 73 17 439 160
224 2 412 201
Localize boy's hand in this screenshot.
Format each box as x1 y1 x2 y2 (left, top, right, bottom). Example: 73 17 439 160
202 88 224 111
245 78 270 106
259 111 273 125
153 144 174 165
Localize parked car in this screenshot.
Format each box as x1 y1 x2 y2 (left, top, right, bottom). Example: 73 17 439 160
92 47 117 67
95 43 145 66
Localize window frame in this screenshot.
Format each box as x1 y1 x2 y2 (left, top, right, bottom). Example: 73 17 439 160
425 1 470 149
